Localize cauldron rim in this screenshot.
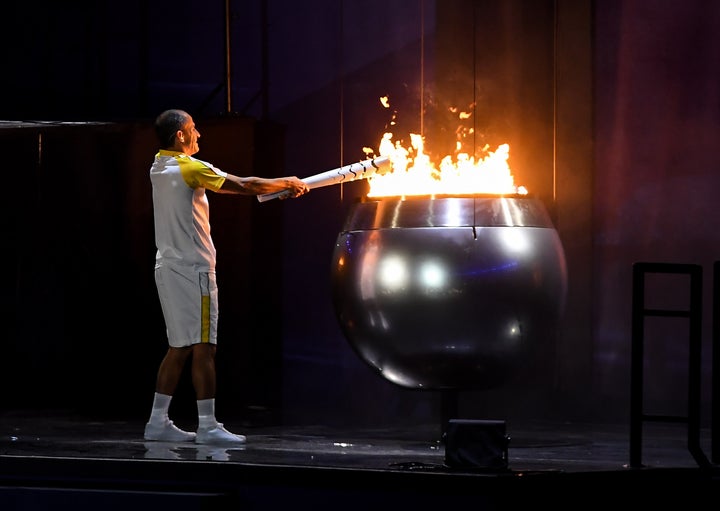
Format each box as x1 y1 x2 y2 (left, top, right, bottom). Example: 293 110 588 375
341 194 555 230
359 192 535 203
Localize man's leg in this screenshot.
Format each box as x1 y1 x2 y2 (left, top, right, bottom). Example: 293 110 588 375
144 347 196 442
192 343 246 445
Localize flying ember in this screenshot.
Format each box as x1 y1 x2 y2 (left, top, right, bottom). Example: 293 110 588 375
364 97 527 198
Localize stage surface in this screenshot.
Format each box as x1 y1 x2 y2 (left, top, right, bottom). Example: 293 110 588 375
1 410 718 509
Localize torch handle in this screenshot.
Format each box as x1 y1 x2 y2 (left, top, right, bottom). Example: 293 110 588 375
257 156 390 202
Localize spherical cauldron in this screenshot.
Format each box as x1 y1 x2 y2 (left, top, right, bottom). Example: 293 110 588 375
330 195 567 390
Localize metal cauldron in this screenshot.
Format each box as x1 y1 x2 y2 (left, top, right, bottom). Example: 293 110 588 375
331 195 567 390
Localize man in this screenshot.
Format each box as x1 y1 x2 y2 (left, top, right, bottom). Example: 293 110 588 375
144 109 309 445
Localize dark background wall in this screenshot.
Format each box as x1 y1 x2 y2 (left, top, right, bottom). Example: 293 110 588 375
1 0 718 431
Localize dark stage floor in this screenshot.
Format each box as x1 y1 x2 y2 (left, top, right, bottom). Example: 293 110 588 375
1 410 719 509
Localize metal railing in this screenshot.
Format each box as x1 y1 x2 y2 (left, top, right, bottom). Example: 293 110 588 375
629 262 712 468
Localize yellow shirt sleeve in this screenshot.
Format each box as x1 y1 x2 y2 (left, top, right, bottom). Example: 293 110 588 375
176 154 227 192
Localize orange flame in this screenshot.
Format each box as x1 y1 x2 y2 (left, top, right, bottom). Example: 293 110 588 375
364 97 527 198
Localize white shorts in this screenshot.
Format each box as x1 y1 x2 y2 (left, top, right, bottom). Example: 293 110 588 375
155 265 218 347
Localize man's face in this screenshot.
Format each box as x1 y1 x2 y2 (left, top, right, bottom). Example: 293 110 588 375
178 117 201 155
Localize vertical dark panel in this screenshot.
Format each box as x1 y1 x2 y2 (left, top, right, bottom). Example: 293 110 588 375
247 120 287 424
0 123 161 413
434 0 561 419
434 0 556 203
0 127 43 410
553 0 594 417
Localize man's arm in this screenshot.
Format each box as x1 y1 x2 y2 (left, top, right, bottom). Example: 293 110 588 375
217 174 309 198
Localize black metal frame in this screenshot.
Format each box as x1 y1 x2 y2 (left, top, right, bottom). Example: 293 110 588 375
630 261 712 468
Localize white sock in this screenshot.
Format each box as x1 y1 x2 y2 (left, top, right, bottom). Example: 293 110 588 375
197 398 218 429
149 392 172 424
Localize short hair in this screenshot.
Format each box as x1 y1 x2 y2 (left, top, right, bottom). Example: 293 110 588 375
155 109 189 149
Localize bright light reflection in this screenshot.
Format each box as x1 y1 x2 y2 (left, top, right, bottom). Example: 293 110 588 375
505 320 522 345
367 311 390 331
382 367 422 388
499 228 530 253
420 261 446 289
379 255 408 290
442 199 463 225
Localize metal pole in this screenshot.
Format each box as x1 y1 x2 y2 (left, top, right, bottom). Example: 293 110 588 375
225 0 232 113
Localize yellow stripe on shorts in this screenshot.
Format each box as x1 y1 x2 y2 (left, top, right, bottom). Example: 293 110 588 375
200 273 211 343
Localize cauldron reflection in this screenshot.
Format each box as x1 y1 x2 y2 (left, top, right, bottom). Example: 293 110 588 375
331 195 567 390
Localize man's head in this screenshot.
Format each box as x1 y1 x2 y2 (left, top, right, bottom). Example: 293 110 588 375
155 109 200 155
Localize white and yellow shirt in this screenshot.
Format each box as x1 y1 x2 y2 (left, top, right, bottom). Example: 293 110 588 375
150 150 227 271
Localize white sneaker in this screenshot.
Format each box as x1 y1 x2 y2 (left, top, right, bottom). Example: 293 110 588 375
144 420 196 442
195 423 246 445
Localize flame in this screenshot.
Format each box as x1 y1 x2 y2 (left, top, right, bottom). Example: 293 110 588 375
365 97 527 198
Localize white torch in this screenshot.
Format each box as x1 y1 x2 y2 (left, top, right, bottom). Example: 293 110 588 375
257 156 391 202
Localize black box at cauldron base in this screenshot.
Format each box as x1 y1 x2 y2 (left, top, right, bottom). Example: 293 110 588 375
444 419 510 471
